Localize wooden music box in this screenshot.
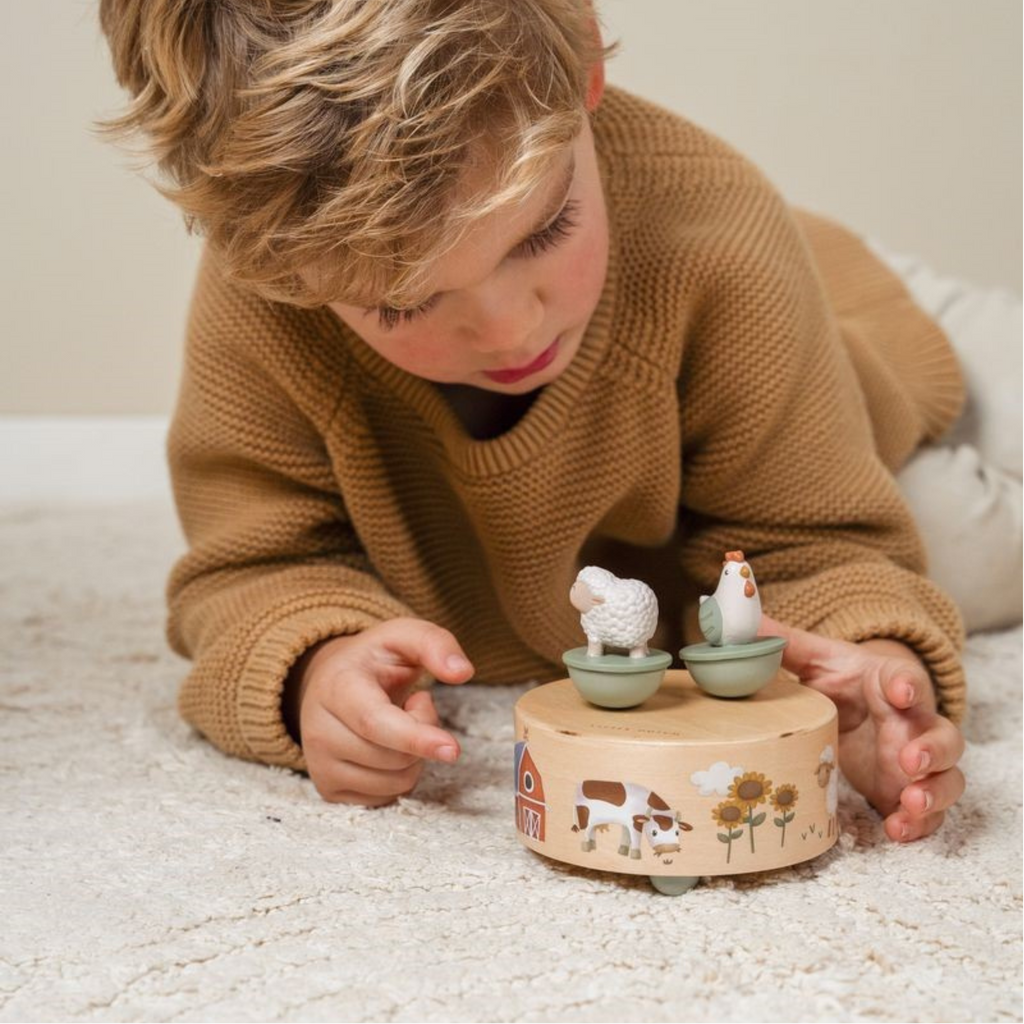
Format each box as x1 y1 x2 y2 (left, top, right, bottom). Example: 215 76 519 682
513 555 839 895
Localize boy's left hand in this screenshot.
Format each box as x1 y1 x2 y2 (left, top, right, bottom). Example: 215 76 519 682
760 613 965 842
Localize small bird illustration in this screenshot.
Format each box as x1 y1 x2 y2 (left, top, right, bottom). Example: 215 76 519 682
698 551 762 646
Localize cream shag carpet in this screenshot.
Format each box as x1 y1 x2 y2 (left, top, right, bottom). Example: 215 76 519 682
1 501 1021 1023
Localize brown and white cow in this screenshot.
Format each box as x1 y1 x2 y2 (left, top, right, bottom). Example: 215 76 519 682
571 780 692 859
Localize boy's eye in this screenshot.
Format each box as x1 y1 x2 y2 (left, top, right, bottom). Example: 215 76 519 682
514 199 580 259
374 293 442 331
370 199 580 331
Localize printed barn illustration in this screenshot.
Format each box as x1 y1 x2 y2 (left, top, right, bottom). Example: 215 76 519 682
514 741 547 841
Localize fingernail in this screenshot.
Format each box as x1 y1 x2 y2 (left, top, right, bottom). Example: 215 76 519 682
902 683 914 706
921 791 933 812
436 745 459 763
917 751 931 774
900 823 911 841
446 655 471 674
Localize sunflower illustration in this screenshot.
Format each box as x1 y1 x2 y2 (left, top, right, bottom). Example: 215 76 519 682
771 784 799 847
729 771 773 808
772 784 799 812
712 801 745 828
728 771 773 854
712 800 745 864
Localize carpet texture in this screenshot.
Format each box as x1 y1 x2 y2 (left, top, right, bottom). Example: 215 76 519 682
1 502 1021 1023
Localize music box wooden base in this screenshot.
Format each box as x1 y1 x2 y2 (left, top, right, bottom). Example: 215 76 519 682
514 670 839 895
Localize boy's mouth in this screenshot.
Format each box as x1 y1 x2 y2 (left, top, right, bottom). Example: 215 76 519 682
482 337 560 385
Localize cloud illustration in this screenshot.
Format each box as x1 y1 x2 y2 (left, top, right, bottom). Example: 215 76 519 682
690 761 744 796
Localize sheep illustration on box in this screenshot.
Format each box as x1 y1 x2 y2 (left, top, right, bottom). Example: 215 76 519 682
513 552 842 895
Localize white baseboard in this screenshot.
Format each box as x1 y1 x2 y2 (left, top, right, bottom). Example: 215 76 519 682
0 416 172 502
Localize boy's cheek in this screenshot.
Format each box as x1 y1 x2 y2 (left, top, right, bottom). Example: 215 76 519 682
559 227 608 314
375 338 459 382
327 308 457 381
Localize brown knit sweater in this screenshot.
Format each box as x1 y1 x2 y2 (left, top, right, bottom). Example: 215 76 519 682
167 86 967 772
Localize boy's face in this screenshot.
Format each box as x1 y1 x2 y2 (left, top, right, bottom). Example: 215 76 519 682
327 118 609 394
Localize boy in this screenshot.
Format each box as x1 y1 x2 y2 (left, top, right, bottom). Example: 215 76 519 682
100 0 966 843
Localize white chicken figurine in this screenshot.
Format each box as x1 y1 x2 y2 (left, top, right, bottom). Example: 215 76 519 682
698 550 762 646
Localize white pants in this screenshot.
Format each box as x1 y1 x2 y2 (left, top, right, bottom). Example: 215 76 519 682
874 244 1023 632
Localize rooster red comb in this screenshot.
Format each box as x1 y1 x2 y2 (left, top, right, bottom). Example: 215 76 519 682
724 551 746 564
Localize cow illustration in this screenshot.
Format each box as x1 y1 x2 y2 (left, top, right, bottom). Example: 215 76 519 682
571 780 692 859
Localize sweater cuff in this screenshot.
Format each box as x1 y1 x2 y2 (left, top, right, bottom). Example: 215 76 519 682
236 593 414 772
810 601 967 724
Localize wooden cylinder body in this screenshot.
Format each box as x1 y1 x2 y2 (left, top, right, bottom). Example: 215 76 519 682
514 670 839 878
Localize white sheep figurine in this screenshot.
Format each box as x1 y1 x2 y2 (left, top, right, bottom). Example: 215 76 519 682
570 566 659 658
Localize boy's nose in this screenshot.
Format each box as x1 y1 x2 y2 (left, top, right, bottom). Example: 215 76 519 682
466 286 545 356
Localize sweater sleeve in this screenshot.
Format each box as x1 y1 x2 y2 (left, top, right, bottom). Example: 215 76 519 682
166 250 413 770
676 180 967 723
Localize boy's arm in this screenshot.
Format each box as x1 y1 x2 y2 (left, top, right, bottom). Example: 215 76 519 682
676 182 966 724
167 249 413 771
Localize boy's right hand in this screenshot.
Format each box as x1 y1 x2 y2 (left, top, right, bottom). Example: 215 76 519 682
284 618 474 806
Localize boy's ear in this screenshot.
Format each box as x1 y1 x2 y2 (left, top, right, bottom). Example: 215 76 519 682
586 56 605 112
585 16 605 112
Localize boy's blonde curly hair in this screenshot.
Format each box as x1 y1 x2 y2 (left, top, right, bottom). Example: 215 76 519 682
99 0 610 309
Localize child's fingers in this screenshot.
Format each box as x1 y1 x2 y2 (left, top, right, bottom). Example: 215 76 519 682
878 661 935 712
327 759 425 798
759 613 842 678
404 689 460 761
405 687 463 763
306 706 421 771
347 680 460 763
313 786 397 808
897 716 966 779
899 765 966 818
884 808 946 843
312 759 424 805
373 618 475 686
404 689 442 728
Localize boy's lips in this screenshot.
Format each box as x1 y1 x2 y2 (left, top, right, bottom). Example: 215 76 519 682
482 337 560 385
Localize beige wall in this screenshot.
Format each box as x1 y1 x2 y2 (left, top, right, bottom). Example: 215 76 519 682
600 0 1022 291
3 0 1020 415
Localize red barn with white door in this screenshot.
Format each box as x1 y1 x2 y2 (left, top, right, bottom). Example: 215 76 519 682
514 741 546 841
